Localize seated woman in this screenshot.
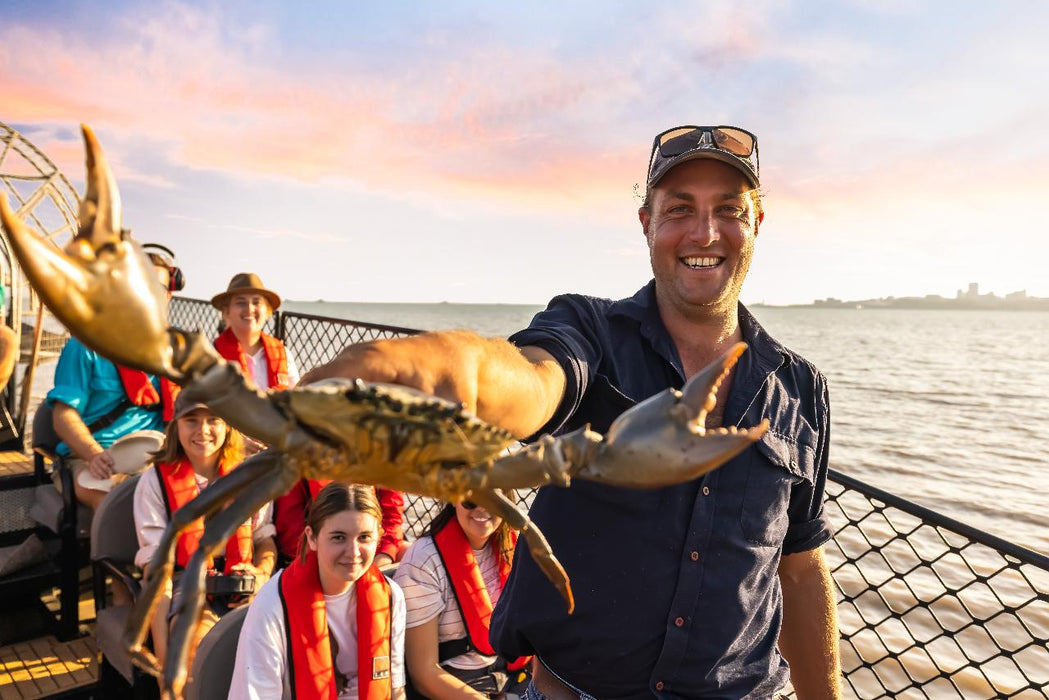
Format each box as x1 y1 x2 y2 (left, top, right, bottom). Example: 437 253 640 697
133 393 276 668
211 272 300 390
394 499 530 699
274 480 407 569
230 483 407 700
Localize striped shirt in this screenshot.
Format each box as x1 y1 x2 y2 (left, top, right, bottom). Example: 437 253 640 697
394 535 501 670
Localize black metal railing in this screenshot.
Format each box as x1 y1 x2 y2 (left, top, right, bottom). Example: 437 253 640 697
163 298 1049 697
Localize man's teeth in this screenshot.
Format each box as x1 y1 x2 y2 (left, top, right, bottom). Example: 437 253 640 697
683 256 720 268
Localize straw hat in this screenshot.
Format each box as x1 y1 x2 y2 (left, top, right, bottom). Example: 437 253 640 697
210 272 282 311
76 430 165 493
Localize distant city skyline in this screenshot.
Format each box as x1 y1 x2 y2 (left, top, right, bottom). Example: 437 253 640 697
2 1 1048 306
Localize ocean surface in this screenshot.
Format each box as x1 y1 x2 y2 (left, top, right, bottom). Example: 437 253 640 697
283 300 1049 556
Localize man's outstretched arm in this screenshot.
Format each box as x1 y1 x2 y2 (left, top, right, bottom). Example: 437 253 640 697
299 330 566 439
778 546 842 700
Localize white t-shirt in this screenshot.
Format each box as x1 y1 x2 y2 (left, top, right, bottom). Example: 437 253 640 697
247 346 300 390
393 535 502 670
133 466 275 569
229 569 406 700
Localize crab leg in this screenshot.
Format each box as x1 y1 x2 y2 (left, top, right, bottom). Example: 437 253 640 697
161 455 300 700
125 451 285 676
470 488 574 614
482 343 767 491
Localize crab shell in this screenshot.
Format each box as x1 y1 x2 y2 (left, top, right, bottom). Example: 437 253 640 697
278 378 516 479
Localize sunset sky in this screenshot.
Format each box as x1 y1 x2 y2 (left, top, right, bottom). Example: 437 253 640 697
2 0 1047 305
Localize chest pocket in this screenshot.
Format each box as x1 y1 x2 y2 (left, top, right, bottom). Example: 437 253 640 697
741 430 816 547
571 373 636 434
568 374 662 513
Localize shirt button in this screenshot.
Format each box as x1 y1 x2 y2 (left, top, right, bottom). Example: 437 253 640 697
674 616 685 627
655 681 665 691
690 551 699 561
702 486 710 496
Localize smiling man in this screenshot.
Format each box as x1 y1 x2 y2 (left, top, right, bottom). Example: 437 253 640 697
303 125 841 699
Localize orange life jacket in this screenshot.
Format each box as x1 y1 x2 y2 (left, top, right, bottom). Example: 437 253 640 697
279 551 393 700
156 457 254 572
214 328 290 390
274 478 332 562
115 365 180 421
433 518 531 671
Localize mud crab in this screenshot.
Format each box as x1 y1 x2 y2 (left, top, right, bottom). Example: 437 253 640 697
0 126 769 699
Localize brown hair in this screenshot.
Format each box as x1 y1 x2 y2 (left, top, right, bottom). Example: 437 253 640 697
424 497 516 565
299 483 383 562
151 408 244 467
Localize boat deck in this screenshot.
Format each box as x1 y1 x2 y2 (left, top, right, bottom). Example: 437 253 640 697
0 451 33 479
0 445 97 700
0 581 96 700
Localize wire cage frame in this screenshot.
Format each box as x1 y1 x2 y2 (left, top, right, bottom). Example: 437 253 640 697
0 122 80 437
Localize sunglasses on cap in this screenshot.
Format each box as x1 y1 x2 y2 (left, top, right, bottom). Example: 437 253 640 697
646 125 759 190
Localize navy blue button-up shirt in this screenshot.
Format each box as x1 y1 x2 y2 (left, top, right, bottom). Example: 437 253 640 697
491 281 832 699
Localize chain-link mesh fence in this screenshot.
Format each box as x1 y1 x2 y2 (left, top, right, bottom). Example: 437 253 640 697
166 297 1049 698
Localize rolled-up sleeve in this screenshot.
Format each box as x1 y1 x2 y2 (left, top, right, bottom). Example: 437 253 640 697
509 295 606 437
133 468 167 569
782 372 833 555
46 340 95 413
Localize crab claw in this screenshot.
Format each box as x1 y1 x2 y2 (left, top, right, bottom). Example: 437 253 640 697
0 125 180 379
574 342 769 488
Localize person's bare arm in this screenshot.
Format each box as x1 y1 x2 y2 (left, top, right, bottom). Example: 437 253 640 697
300 330 566 439
0 325 17 392
778 547 841 700
52 400 113 477
404 618 487 700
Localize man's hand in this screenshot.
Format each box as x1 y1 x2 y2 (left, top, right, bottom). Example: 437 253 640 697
87 449 115 479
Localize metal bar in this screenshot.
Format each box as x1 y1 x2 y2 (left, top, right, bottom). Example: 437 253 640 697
829 468 1049 570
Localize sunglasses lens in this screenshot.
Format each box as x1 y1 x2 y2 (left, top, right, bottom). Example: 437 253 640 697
657 127 754 158
461 500 478 510
711 128 754 156
657 127 702 157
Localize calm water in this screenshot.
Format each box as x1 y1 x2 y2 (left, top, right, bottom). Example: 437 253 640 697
285 300 1049 555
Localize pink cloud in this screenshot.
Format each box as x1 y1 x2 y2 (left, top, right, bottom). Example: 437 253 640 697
0 4 660 216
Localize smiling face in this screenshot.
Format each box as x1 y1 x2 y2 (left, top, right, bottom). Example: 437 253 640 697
306 510 380 595
176 407 228 469
221 293 271 341
455 501 503 549
639 159 760 321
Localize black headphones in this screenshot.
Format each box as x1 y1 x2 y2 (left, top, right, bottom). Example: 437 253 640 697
141 243 185 292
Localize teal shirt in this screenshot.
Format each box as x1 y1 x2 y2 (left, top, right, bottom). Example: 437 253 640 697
46 338 165 455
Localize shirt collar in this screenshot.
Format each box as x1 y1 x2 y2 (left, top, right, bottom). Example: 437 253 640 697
608 279 661 325
609 280 685 379
607 280 792 396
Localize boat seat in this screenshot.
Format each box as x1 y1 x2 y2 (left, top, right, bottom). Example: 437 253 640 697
0 403 83 640
184 604 248 700
91 473 156 696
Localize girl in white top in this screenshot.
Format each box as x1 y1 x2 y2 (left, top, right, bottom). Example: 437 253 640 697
394 500 526 699
230 483 406 700
133 394 276 670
